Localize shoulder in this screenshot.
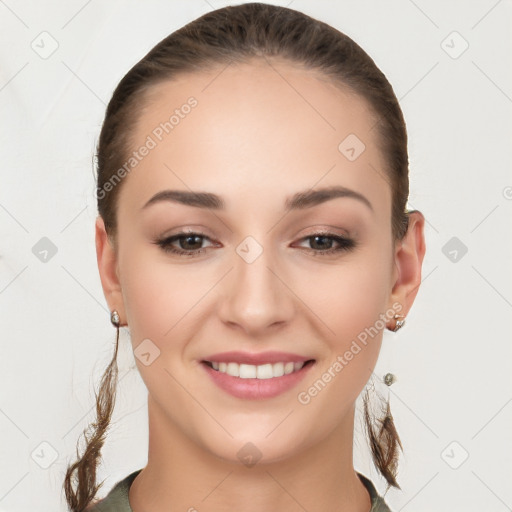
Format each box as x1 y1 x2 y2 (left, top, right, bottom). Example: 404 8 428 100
86 469 142 512
357 472 394 512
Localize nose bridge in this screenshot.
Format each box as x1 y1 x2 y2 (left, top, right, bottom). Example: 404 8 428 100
219 235 294 333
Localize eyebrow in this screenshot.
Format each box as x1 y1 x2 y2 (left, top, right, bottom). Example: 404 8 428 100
141 185 373 212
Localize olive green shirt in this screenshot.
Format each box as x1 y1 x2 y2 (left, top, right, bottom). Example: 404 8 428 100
88 469 392 511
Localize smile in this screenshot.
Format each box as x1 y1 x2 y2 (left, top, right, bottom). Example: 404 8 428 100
201 359 316 399
203 360 313 379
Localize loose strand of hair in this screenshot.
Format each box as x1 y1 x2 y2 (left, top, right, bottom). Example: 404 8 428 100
63 327 120 511
363 385 403 491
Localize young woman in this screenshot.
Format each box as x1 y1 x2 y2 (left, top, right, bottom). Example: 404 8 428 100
64 3 426 511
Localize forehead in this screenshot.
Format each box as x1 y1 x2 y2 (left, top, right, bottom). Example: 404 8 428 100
121 58 390 214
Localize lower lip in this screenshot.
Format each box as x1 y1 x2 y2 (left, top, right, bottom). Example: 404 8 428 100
201 361 315 400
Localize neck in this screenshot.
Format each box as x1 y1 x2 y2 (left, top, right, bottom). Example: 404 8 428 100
129 396 371 512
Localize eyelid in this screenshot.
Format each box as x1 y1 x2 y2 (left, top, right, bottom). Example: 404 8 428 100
298 226 350 237
159 226 213 238
293 226 353 244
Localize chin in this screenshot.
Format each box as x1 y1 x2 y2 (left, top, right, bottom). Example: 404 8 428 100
200 429 307 468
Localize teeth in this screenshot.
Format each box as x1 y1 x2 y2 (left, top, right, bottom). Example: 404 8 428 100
227 362 239 376
240 364 257 378
208 361 306 379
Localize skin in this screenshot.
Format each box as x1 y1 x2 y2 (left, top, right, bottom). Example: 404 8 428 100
95 57 425 512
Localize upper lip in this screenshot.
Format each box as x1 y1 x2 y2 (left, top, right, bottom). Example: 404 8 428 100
202 351 314 365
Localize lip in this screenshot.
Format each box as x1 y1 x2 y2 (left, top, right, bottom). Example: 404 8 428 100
200 356 316 400
202 350 312 365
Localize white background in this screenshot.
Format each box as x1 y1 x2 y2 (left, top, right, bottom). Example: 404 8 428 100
1 1 511 511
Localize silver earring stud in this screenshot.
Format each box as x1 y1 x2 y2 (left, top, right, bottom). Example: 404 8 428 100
391 314 406 332
383 373 397 386
110 310 120 327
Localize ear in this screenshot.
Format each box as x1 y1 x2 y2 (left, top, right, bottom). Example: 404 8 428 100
95 216 126 325
387 210 426 321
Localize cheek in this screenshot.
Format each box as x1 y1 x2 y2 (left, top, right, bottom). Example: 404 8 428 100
293 269 390 427
118 243 187 347
299 246 392 388
118 247 195 404
118 242 220 374
299 249 391 340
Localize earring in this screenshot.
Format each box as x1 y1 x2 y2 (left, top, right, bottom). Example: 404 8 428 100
384 315 404 385
110 309 120 328
383 372 397 386
388 314 406 332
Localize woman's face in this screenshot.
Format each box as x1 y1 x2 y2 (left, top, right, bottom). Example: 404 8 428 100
102 58 408 465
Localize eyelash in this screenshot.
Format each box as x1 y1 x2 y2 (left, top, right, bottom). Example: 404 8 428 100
153 231 356 258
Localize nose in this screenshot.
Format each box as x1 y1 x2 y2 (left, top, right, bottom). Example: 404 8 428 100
218 241 295 336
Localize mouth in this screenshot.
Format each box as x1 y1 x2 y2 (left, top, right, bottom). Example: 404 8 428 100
199 350 317 399
201 359 316 379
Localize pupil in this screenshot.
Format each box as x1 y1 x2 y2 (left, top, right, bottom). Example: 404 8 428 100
313 236 331 250
182 235 201 250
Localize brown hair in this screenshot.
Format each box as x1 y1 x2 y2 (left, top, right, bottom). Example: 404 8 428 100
64 3 409 509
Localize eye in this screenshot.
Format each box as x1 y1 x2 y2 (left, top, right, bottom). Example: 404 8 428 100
295 232 356 256
154 231 215 257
